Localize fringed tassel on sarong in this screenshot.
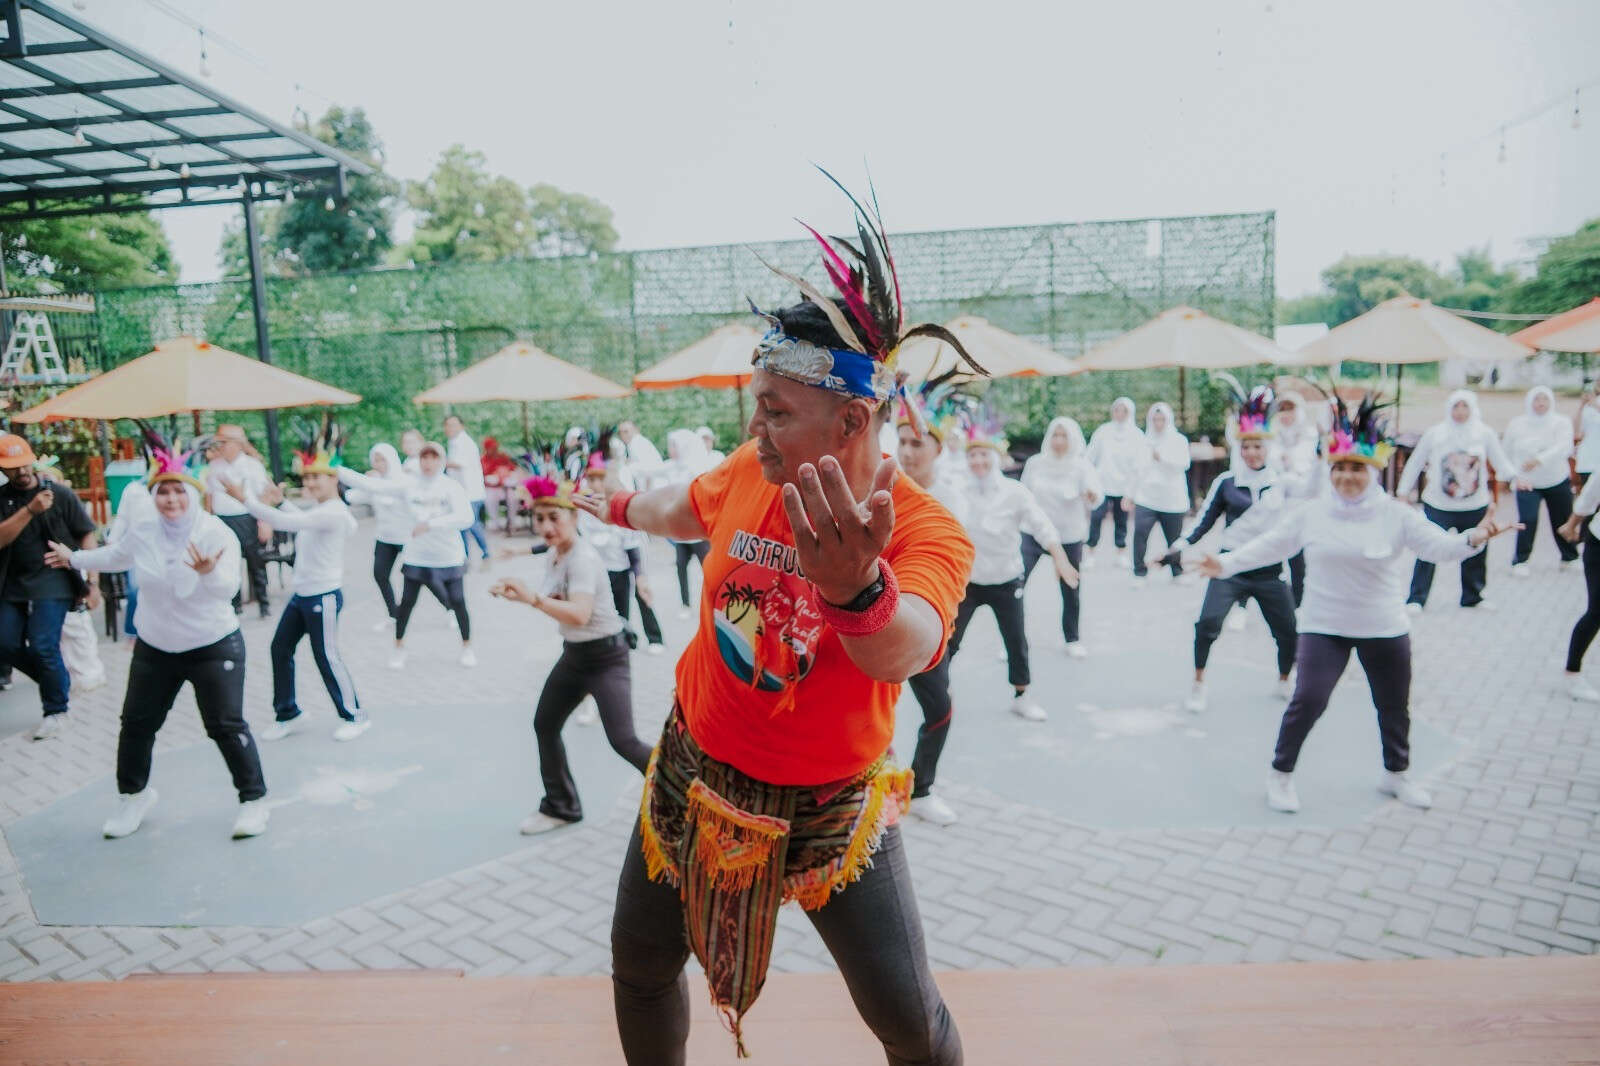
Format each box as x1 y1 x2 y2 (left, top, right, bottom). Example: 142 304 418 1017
687 779 790 892
637 748 679 886
786 765 913 911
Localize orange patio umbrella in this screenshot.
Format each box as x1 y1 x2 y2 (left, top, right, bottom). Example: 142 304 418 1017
1510 298 1600 354
632 323 763 424
893 315 1078 380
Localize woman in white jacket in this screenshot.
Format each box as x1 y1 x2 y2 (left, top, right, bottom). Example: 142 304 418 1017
1020 416 1101 658
1199 396 1516 814
1127 401 1192 582
47 472 269 841
1086 397 1142 557
338 442 413 625
1503 386 1579 574
376 441 476 669
1397 389 1513 611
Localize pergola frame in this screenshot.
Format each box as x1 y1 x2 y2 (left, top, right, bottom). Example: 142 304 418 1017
0 0 377 476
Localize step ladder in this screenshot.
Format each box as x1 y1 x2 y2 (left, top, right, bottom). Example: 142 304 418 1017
0 311 67 381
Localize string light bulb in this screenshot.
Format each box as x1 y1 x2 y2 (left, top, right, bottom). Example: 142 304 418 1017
197 28 210 77
283 186 294 203
1574 88 1583 131
324 196 335 211
365 226 377 240
179 162 191 179
1497 128 1507 164
147 152 159 170
72 124 86 148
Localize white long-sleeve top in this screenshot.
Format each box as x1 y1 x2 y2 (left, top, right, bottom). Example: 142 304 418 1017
1502 395 1573 490
578 510 629 571
1021 452 1101 544
446 431 487 502
1574 475 1600 538
204 454 269 518
245 496 356 597
1086 421 1145 498
375 473 474 568
70 512 241 653
1218 489 1482 638
1132 431 1192 513
954 472 1059 585
1272 430 1323 499
1397 395 1513 511
339 467 415 545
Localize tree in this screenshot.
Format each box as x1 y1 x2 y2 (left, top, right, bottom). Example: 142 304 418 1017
1504 218 1600 315
1 211 175 293
1434 247 1519 314
400 145 533 265
1279 250 1521 327
216 105 396 278
528 183 617 257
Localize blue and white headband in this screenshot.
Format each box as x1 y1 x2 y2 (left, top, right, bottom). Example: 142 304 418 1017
752 323 897 403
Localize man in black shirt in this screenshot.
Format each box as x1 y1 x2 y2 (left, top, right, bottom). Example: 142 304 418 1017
0 435 98 740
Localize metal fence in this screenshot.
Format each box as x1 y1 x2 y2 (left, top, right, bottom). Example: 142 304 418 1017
85 209 1275 460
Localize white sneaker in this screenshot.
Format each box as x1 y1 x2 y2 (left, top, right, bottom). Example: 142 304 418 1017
1568 674 1600 703
332 718 372 742
574 700 598 726
1129 575 1148 590
1009 695 1047 722
103 788 158 839
259 716 305 742
387 649 406 670
31 714 66 741
1184 683 1207 714
231 799 270 839
1379 771 1432 810
372 618 395 633
1561 557 1580 570
1226 610 1247 632
646 642 665 656
519 812 575 835
1081 556 1097 572
1274 677 1294 701
1175 571 1197 587
1511 565 1532 579
77 674 107 693
1265 771 1299 813
1065 642 1087 660
912 793 958 827
458 647 478 668
1405 602 1423 617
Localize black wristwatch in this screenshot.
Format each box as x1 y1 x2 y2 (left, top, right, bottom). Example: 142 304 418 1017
833 565 886 612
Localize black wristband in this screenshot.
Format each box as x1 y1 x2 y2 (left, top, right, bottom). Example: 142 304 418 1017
831 565 886 612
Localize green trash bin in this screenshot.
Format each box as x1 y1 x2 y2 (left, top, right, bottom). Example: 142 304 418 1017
104 460 147 516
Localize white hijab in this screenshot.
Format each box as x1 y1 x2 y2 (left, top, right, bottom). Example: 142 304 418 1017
1144 401 1180 442
368 442 405 481
1037 416 1087 467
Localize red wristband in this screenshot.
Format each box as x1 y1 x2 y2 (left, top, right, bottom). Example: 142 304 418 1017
609 490 638 530
813 558 898 637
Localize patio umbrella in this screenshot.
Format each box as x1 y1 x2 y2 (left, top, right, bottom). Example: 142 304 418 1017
1069 306 1293 424
892 315 1078 380
11 336 361 423
1288 296 1534 429
633 323 763 424
413 340 631 449
1509 298 1600 354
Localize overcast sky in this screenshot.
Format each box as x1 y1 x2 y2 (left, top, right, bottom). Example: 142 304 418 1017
78 0 1600 300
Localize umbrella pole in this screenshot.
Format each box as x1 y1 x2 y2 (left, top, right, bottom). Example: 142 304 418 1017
520 401 531 453
1178 366 1188 428
735 384 746 435
1396 364 1404 434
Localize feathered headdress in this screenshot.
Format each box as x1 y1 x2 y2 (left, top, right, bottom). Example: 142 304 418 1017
1213 372 1275 441
893 366 973 443
957 396 1009 454
523 475 576 510
137 420 204 492
1323 391 1395 468
294 415 344 477
749 167 990 404
582 452 607 478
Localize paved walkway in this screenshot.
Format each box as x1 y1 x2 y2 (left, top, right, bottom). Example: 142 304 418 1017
1 509 1596 981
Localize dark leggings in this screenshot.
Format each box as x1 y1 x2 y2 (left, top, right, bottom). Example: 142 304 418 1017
1132 506 1185 577
117 631 266 802
1408 504 1488 607
1020 537 1084 643
1087 494 1127 548
1515 482 1579 565
533 635 649 822
949 578 1029 688
1565 530 1600 672
608 569 663 646
908 649 953 798
611 821 961 1065
672 541 708 607
1195 568 1298 675
372 540 403 618
394 564 470 640
1273 632 1411 773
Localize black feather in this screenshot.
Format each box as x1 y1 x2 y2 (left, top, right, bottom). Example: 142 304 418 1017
898 323 991 377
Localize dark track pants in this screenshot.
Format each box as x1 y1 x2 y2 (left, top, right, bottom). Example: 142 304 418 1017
1087 495 1127 549
1273 632 1411 774
1408 504 1487 607
271 590 361 723
372 540 402 618
1515 481 1578 565
533 633 649 823
1132 506 1185 577
949 578 1029 688
220 512 270 612
608 569 663 648
672 541 708 608
394 564 470 640
1020 537 1084 643
1194 567 1298 675
1566 530 1600 672
908 649 954 799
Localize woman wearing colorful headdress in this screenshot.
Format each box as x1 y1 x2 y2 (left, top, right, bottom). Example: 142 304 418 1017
946 407 1079 724
46 428 270 840
1020 416 1101 659
1396 389 1513 612
577 172 975 1063
1198 395 1517 814
1127 400 1192 584
491 476 650 835
1086 397 1143 561
1167 385 1298 714
1502 385 1580 576
226 421 369 743
337 442 414 627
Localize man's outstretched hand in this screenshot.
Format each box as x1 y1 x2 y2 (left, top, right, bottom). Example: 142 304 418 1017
781 455 896 605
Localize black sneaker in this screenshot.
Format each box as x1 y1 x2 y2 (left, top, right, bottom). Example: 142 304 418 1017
258 604 273 619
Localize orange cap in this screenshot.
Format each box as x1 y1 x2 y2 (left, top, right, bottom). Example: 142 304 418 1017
0 434 36 469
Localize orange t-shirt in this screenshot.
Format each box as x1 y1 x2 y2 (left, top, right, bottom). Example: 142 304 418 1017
674 441 974 786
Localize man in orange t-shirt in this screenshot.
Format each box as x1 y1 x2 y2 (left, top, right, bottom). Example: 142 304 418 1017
580 290 975 1062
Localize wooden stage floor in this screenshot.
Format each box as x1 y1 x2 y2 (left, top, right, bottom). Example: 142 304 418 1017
2 955 1596 1064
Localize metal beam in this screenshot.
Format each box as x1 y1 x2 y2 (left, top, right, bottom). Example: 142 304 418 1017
0 166 338 206
0 105 228 131
241 189 282 479
0 151 328 184
0 75 167 96
0 130 279 160
0 188 297 222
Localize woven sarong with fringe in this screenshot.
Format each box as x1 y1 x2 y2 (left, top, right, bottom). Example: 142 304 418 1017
638 704 912 1058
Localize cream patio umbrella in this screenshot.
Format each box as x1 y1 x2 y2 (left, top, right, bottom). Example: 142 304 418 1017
412 340 632 449
12 336 361 422
1510 298 1600 354
632 323 763 424
1287 296 1534 430
1069 306 1293 424
891 315 1078 381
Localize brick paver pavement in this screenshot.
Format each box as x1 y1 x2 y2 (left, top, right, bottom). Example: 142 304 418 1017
1 510 1596 981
